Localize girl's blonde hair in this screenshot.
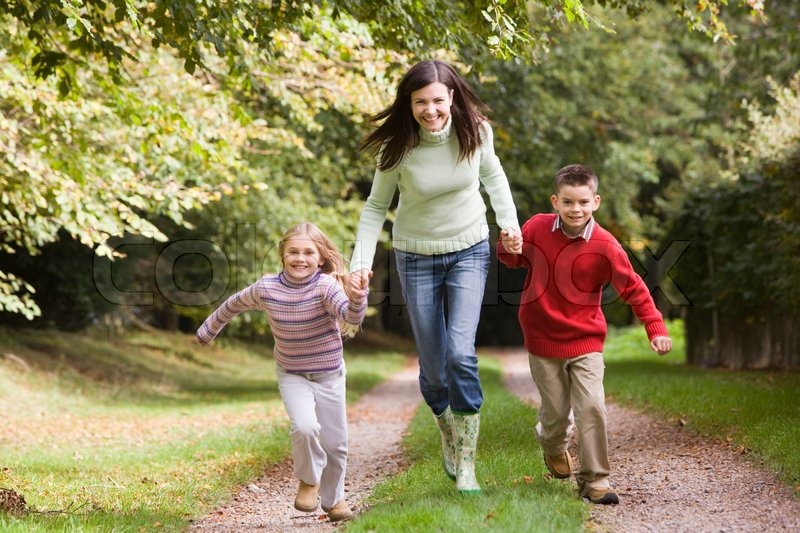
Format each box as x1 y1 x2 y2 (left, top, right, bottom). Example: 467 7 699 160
278 222 361 338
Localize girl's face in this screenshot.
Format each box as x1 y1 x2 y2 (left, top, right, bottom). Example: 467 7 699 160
410 82 453 132
282 235 323 280
550 184 601 237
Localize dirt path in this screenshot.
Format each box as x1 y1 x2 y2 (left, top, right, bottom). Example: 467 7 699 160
190 350 800 532
189 360 422 532
498 348 800 532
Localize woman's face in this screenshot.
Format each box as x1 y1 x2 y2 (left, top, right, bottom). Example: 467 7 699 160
410 82 453 132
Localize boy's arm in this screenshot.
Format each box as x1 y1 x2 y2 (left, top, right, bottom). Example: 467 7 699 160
606 242 671 354
497 217 536 268
496 236 525 268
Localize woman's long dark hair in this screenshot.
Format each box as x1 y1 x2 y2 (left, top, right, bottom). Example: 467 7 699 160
359 60 491 172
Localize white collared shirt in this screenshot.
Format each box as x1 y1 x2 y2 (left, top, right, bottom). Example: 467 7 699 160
551 215 596 241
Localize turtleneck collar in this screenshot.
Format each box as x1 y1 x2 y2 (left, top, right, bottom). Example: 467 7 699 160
418 115 453 145
280 268 322 288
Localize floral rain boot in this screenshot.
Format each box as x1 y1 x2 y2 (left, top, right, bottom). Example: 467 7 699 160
434 406 457 480
452 412 481 494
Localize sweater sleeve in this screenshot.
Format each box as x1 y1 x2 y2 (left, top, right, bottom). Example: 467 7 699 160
608 243 669 340
478 122 520 233
321 278 368 326
196 283 263 344
350 165 400 272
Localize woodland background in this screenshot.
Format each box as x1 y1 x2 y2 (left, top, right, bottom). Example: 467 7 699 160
2 0 798 369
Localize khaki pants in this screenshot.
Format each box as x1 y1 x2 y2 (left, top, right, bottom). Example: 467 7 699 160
528 352 610 495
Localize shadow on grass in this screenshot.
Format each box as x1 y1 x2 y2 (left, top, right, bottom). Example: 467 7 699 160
1 327 412 408
0 326 285 406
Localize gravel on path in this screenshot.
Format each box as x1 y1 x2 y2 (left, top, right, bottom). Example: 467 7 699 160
498 347 800 533
190 348 800 533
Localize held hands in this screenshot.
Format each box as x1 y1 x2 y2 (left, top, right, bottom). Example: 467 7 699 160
500 228 523 255
650 336 673 356
347 269 372 301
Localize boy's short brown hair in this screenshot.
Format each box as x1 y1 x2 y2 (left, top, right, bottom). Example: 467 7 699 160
554 164 599 194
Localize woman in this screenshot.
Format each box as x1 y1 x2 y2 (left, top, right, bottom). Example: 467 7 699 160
350 60 522 494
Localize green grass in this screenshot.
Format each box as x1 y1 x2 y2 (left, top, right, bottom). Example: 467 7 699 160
603 319 800 495
346 357 588 533
2 320 797 531
0 325 407 532
345 319 799 532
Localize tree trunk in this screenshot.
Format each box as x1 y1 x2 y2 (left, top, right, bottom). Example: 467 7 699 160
686 307 800 370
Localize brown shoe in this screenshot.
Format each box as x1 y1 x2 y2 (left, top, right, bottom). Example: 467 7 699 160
294 481 319 512
585 487 619 505
543 450 573 479
325 500 354 522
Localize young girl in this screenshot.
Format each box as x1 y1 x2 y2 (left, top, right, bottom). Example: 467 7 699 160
197 222 370 522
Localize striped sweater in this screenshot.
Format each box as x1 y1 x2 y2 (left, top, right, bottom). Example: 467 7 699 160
196 269 367 372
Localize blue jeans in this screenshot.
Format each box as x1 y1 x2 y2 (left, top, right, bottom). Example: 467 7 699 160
395 239 489 415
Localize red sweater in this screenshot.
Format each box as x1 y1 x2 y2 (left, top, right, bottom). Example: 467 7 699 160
497 213 668 358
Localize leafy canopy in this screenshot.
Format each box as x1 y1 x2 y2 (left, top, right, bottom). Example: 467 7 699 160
4 1 764 92
0 0 767 319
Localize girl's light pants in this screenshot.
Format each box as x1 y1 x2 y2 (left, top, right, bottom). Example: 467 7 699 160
528 352 611 496
277 364 347 509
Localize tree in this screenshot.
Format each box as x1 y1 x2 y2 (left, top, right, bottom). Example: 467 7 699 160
3 1 764 93
1 40 264 318
460 5 721 341
468 3 799 349
667 73 800 369
0 7 398 318
0 0 767 320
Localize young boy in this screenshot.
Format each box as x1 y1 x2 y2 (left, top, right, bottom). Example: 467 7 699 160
497 164 672 505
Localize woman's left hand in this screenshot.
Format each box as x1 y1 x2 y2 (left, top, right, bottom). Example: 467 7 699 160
500 229 523 255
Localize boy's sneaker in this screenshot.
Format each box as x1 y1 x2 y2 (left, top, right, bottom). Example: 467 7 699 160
543 451 574 479
324 500 354 522
294 481 319 512
585 487 619 505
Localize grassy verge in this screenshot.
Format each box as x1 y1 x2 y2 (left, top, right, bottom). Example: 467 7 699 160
346 357 588 533
602 319 800 496
0 326 407 531
347 319 799 532
3 320 796 530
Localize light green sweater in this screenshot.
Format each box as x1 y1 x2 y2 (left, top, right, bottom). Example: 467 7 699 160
350 118 520 272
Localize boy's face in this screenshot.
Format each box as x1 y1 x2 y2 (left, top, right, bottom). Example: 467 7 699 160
551 184 601 237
